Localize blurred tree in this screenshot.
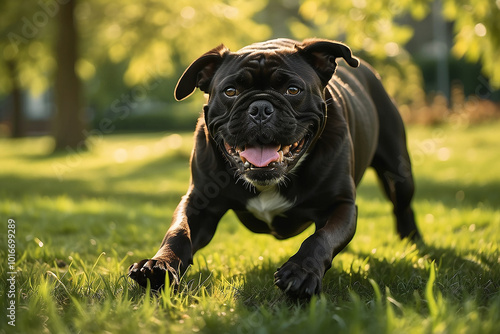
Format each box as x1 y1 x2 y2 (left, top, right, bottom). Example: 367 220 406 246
4 58 24 138
53 0 85 151
2 0 498 144
0 0 270 147
290 0 428 104
0 1 55 138
76 0 270 89
296 0 500 99
442 0 500 87
0 0 84 146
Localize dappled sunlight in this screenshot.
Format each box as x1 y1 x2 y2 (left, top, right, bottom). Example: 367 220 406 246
1 1 499 332
108 133 185 164
113 148 128 163
1 122 500 333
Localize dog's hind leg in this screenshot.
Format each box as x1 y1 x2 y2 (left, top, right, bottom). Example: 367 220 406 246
369 102 421 240
371 133 420 240
371 152 420 240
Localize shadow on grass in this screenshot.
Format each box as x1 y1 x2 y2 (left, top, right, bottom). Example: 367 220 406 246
0 151 191 202
0 173 185 205
358 175 500 209
192 236 500 311
7 137 500 312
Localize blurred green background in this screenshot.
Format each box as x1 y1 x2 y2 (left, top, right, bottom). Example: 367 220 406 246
1 3 500 332
1 0 499 151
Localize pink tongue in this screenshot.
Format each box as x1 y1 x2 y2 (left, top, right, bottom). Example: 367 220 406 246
240 144 280 167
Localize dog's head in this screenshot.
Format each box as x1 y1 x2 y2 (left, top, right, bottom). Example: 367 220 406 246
175 38 359 187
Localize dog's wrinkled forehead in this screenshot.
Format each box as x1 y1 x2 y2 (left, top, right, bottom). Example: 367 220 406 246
227 53 283 83
215 40 307 89
232 39 297 73
174 38 359 101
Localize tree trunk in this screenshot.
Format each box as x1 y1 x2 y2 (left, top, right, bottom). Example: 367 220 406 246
52 0 86 151
7 60 24 138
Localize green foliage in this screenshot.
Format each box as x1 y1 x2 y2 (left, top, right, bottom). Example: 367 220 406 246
1 122 499 333
294 0 430 103
296 0 423 54
295 0 500 92
0 0 57 95
2 0 499 104
442 0 500 87
77 0 271 86
0 0 271 97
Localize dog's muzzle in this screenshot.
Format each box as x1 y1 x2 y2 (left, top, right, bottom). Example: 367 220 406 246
214 94 321 187
222 134 310 187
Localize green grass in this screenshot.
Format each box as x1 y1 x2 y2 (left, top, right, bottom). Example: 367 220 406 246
1 122 499 334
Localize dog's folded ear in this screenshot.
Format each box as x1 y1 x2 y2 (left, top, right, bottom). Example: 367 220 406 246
297 39 360 85
175 45 229 101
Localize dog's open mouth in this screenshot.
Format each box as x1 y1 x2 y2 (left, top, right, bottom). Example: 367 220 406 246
223 136 309 185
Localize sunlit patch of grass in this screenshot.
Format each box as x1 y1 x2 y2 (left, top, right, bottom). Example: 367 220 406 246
0 122 499 333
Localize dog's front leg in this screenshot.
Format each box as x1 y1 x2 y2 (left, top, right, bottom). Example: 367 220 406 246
128 188 226 290
274 200 357 299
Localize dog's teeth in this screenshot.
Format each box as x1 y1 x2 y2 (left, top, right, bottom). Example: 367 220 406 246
282 145 290 155
292 142 298 149
297 139 305 150
278 150 283 162
244 161 250 168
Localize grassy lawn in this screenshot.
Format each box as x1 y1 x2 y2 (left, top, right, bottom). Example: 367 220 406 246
1 121 499 333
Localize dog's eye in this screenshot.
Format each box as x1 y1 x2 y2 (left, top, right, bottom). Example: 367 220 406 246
286 86 301 96
224 87 239 97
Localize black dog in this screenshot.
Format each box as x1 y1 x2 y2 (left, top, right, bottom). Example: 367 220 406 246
129 38 420 299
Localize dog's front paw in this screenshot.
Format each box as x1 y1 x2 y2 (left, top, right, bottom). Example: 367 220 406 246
274 261 322 300
128 258 179 290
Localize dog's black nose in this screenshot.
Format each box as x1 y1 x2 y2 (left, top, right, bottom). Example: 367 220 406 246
248 100 274 124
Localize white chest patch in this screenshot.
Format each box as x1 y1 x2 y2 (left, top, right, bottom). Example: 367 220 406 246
246 187 295 226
